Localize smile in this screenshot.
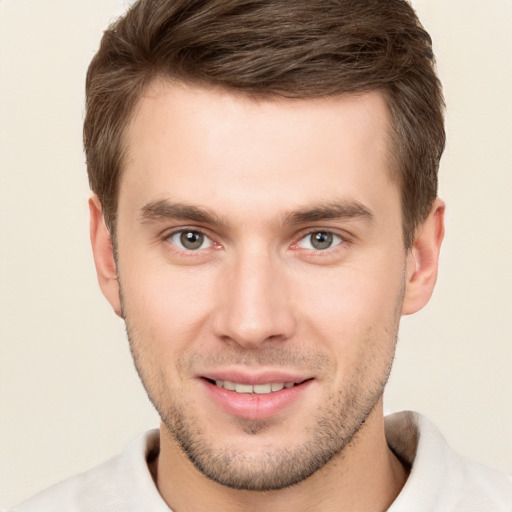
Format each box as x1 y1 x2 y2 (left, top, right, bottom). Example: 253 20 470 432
213 380 296 394
203 376 313 419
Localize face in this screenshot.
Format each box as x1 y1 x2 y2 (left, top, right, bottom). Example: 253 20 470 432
100 82 414 490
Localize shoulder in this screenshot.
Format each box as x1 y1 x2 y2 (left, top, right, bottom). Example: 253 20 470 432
8 430 169 512
386 411 512 512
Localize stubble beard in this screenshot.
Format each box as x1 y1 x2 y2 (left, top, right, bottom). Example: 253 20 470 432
120 284 403 492
157 371 392 491
125 334 398 491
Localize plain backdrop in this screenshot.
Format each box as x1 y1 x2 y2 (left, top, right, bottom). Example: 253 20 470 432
1 0 511 508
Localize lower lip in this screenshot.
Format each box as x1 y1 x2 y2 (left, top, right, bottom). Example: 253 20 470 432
201 379 312 421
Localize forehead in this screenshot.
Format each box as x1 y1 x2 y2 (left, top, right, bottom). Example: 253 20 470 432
120 81 399 225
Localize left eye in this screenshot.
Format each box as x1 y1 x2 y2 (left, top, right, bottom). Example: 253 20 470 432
168 230 213 251
297 231 343 251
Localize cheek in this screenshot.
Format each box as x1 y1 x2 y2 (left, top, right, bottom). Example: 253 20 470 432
293 257 405 352
119 257 217 354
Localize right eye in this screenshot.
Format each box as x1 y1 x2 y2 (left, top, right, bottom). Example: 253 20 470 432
167 230 213 251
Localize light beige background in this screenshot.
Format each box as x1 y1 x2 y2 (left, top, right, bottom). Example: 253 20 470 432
1 0 511 508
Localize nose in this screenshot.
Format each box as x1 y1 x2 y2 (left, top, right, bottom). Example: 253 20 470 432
212 248 297 348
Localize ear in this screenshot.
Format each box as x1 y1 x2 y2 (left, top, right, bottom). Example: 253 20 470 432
89 196 123 317
402 198 445 316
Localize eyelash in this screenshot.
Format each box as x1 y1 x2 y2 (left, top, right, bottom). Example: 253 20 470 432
162 228 349 255
293 230 346 252
164 228 217 253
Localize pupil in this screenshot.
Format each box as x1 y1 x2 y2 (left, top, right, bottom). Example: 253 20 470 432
312 232 332 250
181 231 203 250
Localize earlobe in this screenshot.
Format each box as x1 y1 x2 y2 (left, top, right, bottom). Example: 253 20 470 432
89 196 123 318
402 198 445 316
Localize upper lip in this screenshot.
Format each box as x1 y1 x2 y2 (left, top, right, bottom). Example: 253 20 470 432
200 370 312 385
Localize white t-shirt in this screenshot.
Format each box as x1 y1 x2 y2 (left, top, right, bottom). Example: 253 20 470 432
8 411 512 511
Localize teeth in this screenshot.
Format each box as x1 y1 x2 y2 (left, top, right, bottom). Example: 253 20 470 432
223 380 236 391
213 380 296 394
235 383 253 393
253 383 272 394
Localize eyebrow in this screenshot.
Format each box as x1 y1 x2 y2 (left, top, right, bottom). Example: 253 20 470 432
139 198 374 228
139 200 227 227
283 201 374 225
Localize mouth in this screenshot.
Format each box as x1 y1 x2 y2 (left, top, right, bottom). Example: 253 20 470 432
205 378 299 395
201 375 313 420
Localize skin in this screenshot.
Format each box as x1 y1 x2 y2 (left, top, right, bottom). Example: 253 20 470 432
90 81 444 512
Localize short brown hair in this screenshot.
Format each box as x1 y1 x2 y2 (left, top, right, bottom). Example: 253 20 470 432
84 0 445 248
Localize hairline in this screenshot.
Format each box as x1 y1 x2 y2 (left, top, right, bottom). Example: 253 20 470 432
108 77 411 247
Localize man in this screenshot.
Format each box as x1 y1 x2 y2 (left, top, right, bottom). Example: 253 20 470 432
10 0 512 511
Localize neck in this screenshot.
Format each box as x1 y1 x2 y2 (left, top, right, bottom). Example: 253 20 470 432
152 402 408 512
